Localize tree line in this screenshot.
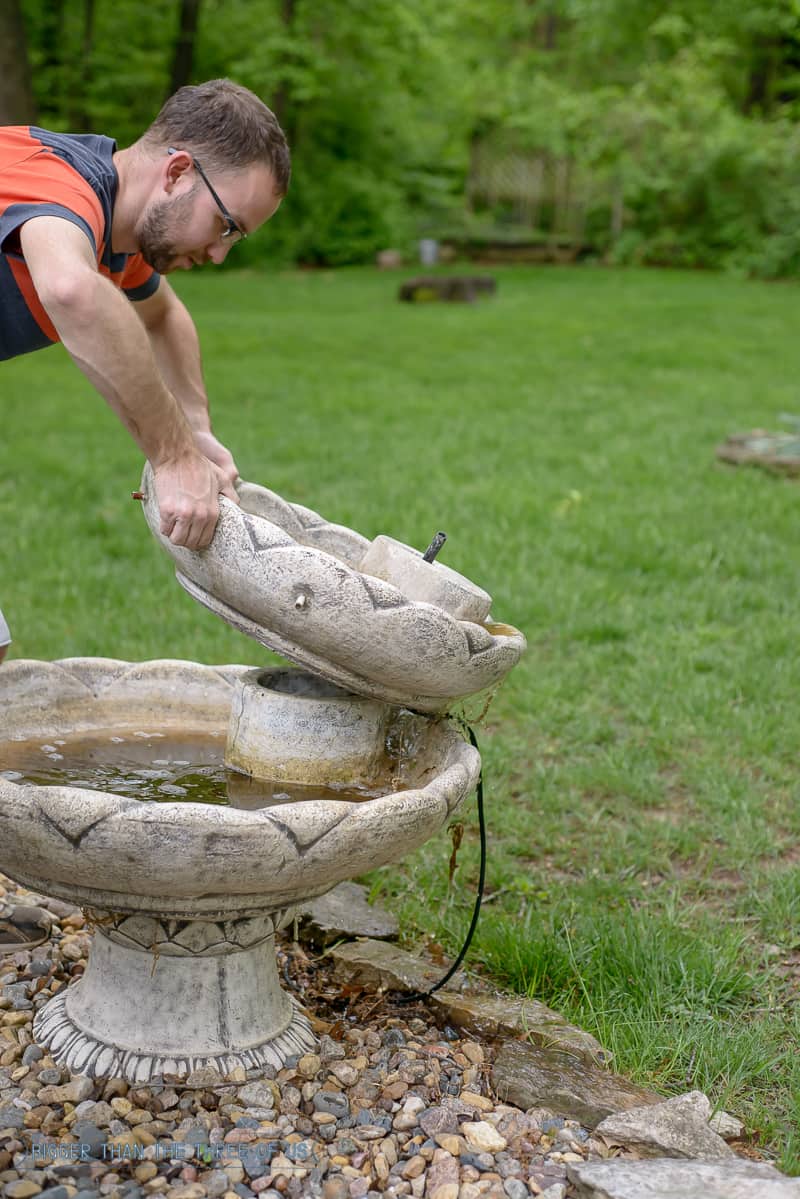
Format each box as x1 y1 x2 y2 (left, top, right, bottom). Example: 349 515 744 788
4 0 800 275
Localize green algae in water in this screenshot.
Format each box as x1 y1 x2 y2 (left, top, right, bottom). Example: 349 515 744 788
0 731 385 809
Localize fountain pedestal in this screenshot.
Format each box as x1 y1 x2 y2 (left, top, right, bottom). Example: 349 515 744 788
35 910 314 1082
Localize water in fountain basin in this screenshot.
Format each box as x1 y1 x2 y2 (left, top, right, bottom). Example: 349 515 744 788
0 730 392 808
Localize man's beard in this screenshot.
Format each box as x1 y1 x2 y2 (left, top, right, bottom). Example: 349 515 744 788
137 187 197 274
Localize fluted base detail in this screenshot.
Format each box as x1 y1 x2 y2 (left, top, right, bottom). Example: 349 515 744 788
34 990 315 1084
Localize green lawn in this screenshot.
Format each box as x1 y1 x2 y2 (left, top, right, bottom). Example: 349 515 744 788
4 264 800 1167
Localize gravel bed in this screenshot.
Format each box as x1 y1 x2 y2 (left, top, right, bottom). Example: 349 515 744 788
0 882 605 1199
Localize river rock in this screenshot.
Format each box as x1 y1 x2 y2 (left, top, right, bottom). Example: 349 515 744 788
491 1042 661 1129
419 1106 459 1137
432 992 608 1067
37 1076 94 1104
594 1091 733 1160
297 883 398 946
0 1103 25 1129
425 1151 459 1199
461 1121 507 1153
236 1082 278 1110
4 1182 42 1198
567 1157 800 1198
184 1066 225 1089
708 1108 745 1138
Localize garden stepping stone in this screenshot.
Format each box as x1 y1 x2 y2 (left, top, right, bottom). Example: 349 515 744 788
716 429 800 475
398 275 497 303
567 1157 800 1198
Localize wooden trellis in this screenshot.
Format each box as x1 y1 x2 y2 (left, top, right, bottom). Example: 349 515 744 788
468 142 600 243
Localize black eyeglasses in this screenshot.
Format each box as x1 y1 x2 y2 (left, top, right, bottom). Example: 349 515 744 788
167 147 246 243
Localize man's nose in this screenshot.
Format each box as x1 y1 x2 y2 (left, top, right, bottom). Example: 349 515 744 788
207 241 231 265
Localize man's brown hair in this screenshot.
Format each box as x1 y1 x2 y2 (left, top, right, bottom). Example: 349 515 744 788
142 79 290 195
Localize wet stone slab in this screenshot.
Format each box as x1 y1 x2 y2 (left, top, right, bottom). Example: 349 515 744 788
296 883 398 947
328 936 468 994
491 1041 662 1130
431 991 609 1068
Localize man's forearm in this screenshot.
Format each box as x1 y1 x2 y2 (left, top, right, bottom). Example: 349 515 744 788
139 285 239 487
146 290 211 434
45 272 197 468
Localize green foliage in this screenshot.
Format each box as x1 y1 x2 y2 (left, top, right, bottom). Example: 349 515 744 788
15 0 800 271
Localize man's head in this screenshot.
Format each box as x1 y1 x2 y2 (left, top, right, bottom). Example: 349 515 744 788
133 79 290 273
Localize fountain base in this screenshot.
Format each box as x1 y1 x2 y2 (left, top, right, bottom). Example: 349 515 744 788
33 910 315 1083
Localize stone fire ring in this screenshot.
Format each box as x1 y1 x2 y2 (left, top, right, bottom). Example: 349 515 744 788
0 659 480 1080
140 465 526 714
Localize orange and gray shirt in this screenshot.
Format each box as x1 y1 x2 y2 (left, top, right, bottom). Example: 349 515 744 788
0 125 160 361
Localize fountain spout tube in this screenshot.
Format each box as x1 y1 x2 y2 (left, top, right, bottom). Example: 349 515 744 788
422 531 447 563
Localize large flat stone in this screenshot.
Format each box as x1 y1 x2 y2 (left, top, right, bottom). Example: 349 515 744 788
491 1041 661 1129
329 937 467 993
567 1157 800 1198
595 1091 733 1161
297 883 398 946
432 991 609 1067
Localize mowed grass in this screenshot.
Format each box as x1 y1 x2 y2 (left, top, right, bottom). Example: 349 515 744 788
4 264 800 1166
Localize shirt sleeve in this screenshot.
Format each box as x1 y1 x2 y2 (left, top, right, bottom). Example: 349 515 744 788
120 254 160 302
0 147 105 256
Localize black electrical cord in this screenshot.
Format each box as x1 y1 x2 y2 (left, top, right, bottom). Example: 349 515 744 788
400 724 485 1003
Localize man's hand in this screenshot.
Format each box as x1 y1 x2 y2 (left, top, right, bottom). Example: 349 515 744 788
153 453 239 550
193 430 240 489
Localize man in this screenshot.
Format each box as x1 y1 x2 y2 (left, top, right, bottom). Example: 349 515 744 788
0 78 290 657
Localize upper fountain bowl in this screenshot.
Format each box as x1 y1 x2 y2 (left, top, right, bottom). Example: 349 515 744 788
140 466 526 713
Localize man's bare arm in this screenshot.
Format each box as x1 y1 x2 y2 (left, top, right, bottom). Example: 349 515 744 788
20 216 236 549
134 278 238 486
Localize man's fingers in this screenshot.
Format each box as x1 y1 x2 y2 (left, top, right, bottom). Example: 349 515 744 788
160 502 220 548
160 493 219 549
152 453 229 549
167 512 216 550
220 478 240 505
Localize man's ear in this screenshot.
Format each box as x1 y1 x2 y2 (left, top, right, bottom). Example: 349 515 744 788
163 148 193 195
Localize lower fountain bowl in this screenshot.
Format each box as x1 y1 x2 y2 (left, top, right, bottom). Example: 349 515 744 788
0 658 480 1081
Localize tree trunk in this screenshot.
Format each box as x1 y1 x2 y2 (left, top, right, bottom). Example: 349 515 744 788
169 0 203 96
539 13 558 51
39 0 67 122
744 38 780 115
0 0 36 125
272 0 297 145
66 0 96 131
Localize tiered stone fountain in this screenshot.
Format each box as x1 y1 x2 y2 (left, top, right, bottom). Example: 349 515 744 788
0 473 524 1082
